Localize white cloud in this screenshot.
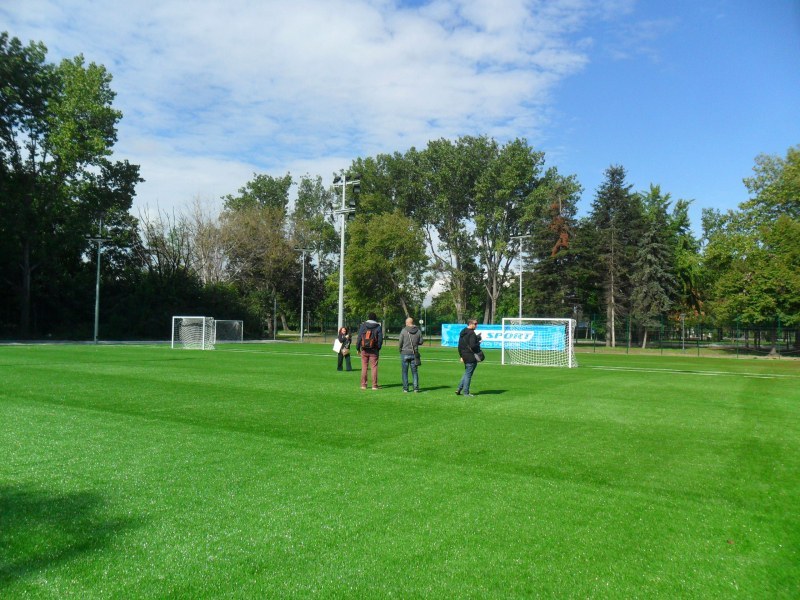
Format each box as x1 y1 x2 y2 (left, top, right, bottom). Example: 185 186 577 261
2 0 613 213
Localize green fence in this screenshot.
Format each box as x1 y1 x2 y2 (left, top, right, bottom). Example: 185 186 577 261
576 315 799 358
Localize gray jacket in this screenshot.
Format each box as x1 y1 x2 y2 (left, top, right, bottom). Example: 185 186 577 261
398 325 423 355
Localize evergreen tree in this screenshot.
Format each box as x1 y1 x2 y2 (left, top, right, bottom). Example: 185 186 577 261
629 185 677 347
524 168 582 319
585 166 643 346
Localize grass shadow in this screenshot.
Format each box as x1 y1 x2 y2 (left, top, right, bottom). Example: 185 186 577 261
0 484 144 587
417 385 453 392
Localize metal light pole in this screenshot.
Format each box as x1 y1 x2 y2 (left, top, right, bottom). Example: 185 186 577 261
87 217 111 344
295 247 310 343
681 313 686 352
511 235 532 319
332 173 359 330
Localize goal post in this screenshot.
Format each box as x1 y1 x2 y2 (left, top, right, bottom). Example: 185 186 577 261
171 316 216 350
214 319 244 343
501 318 577 368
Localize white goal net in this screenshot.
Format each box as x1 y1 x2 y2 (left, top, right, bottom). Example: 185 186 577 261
214 319 244 343
501 318 577 368
171 316 216 350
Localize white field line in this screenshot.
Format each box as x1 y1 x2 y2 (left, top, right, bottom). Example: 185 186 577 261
587 365 799 380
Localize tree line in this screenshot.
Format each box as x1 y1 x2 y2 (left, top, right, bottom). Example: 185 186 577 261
2 33 798 343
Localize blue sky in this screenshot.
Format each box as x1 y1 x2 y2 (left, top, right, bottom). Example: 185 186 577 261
3 0 799 234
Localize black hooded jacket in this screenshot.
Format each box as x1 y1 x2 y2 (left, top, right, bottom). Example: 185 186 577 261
458 327 481 363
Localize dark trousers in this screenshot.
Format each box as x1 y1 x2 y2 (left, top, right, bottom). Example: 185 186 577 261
337 351 352 371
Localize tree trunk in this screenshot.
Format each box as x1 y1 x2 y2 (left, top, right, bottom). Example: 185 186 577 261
607 302 616 348
399 296 410 319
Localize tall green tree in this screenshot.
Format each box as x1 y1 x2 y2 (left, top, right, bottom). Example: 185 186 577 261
629 185 677 347
0 33 141 337
417 136 494 322
345 211 428 318
223 172 292 213
585 166 643 346
221 204 297 333
668 198 702 315
703 146 800 337
522 168 582 319
291 174 338 281
473 138 545 323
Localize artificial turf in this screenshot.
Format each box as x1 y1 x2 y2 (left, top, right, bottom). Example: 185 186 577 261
1 343 798 598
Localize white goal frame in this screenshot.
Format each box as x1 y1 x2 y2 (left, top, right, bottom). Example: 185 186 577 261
214 319 244 343
501 318 577 368
171 316 216 350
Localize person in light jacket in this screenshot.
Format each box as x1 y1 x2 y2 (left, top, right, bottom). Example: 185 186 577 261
398 316 423 393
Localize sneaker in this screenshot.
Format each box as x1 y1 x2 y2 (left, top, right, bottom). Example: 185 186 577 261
463 393 476 397
361 386 367 390
403 389 408 393
372 387 380 390
455 389 461 396
414 389 420 393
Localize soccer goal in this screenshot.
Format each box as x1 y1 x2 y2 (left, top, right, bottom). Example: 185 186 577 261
501 318 577 368
214 319 244 343
171 316 216 350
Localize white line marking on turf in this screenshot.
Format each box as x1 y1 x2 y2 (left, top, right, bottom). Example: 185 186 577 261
587 365 798 380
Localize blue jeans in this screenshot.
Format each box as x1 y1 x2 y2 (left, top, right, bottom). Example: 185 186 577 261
458 361 477 394
401 354 418 391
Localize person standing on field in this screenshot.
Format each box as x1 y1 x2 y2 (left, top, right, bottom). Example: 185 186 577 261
356 312 383 390
398 316 423 393
456 319 482 397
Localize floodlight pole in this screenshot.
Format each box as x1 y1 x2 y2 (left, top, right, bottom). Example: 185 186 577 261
295 247 311 343
87 217 111 344
681 313 686 352
332 173 358 330
511 235 532 319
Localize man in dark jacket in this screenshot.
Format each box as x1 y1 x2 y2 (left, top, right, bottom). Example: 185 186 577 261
356 312 383 390
456 319 482 397
398 317 423 393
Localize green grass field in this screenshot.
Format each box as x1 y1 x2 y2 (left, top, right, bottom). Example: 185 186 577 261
2 343 799 598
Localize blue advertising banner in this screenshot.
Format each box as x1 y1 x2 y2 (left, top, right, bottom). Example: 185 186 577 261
441 324 566 350
441 324 504 348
